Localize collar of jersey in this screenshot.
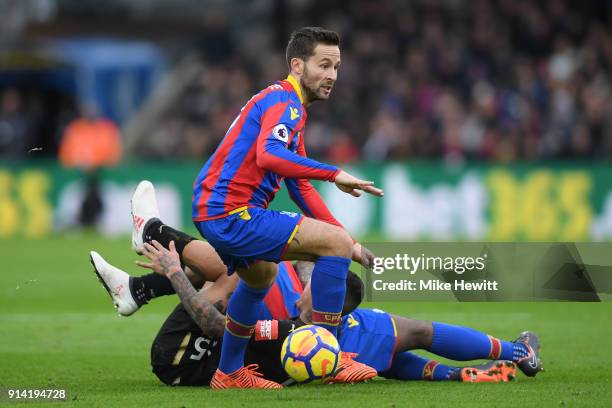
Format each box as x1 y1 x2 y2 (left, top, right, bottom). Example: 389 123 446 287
285 74 304 105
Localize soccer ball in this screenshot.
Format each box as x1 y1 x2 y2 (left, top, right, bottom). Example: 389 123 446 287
280 325 340 383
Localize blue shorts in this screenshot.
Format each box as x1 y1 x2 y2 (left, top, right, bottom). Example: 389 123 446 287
339 308 398 372
194 207 304 274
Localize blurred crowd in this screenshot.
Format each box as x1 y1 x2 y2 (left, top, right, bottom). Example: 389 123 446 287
2 0 612 163
0 87 76 159
151 0 612 163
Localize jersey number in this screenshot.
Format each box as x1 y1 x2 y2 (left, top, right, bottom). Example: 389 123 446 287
189 337 218 361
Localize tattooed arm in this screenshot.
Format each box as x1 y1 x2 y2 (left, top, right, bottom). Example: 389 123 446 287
141 240 227 338
166 271 226 338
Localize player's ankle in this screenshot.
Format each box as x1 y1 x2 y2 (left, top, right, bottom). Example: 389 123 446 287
225 366 246 377
129 277 149 307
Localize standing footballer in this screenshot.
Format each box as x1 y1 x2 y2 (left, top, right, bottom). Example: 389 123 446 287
191 27 383 389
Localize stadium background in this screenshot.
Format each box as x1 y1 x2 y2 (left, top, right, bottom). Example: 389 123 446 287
0 0 611 406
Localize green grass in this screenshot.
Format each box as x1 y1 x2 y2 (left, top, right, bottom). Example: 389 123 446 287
1 235 611 407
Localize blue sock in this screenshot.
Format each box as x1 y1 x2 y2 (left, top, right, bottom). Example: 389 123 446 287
381 351 456 381
310 256 350 336
218 281 269 374
430 322 520 361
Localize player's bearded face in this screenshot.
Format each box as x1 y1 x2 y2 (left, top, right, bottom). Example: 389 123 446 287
300 44 341 102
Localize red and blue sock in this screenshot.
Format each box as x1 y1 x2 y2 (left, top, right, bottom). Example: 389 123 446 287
382 351 456 381
218 281 269 374
430 322 529 362
310 256 350 336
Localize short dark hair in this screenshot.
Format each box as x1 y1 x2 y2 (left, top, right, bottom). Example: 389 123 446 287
342 270 365 316
286 27 340 68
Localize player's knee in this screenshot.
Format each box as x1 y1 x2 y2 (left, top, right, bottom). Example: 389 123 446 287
239 273 276 289
412 320 434 348
260 269 278 287
325 228 353 258
237 263 278 288
397 318 433 350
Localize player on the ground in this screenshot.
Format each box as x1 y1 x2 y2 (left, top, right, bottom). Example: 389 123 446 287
92 243 539 386
185 26 384 389
289 261 542 382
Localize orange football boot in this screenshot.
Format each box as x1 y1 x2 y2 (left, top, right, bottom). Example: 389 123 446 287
454 361 517 383
328 352 377 384
210 364 283 389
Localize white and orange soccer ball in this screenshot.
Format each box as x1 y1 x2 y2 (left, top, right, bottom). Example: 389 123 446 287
280 325 340 383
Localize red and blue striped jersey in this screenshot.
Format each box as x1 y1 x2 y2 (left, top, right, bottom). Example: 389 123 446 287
192 75 343 228
261 261 303 320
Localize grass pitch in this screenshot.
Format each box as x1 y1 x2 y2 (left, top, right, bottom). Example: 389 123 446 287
1 234 611 407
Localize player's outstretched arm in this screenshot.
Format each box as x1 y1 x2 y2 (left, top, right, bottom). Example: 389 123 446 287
141 240 227 338
285 178 344 228
334 170 384 197
257 137 340 181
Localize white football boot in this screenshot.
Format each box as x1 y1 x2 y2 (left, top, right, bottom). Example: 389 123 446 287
131 180 161 255
90 251 139 316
